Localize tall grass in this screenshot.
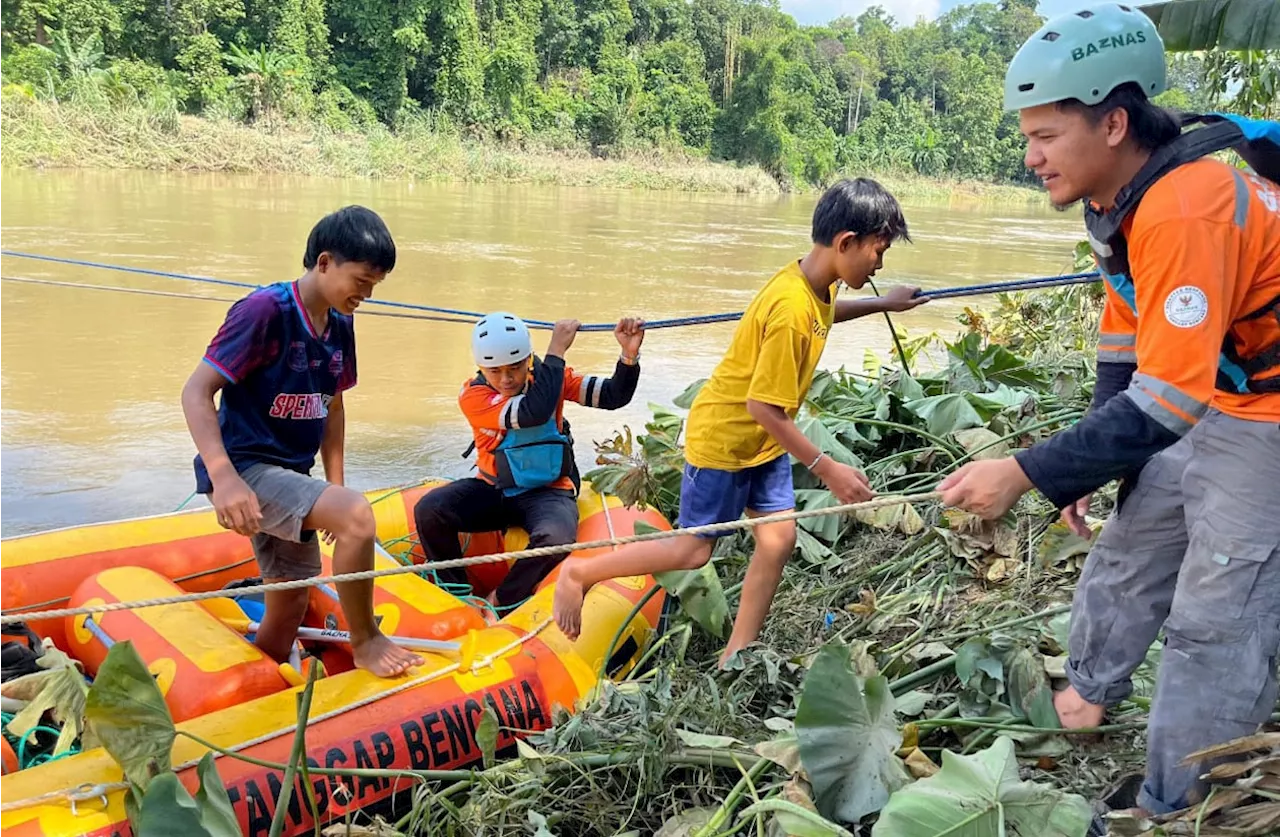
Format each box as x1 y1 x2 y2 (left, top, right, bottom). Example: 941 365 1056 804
0 91 1045 203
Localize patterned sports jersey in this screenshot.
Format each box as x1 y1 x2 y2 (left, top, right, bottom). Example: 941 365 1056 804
194 281 356 492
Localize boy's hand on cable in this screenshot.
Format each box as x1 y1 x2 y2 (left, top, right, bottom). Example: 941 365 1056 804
615 317 645 358
880 285 929 311
813 457 875 504
547 319 580 358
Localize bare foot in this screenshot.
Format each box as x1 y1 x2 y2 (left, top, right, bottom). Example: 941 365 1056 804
351 633 423 678
552 560 587 640
1054 684 1106 729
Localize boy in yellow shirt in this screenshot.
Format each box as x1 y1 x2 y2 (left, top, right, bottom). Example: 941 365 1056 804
553 178 928 661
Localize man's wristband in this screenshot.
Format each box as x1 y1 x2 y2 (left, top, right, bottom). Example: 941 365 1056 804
808 452 826 471
620 352 639 366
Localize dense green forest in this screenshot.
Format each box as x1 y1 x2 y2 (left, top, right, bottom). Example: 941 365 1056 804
0 0 1226 186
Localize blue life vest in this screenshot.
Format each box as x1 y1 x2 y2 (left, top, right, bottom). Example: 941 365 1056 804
1084 112 1280 395
491 416 576 497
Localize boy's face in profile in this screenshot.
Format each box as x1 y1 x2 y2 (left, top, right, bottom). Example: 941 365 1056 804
481 360 531 397
833 233 891 289
315 252 387 316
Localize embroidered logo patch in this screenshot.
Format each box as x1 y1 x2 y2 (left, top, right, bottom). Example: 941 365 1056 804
287 341 309 372
1163 286 1208 328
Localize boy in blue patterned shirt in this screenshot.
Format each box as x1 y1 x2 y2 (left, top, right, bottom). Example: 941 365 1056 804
181 205 422 678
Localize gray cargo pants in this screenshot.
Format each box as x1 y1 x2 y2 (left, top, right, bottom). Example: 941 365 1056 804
1064 409 1280 815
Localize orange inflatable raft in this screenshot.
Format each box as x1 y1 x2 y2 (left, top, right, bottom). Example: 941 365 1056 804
0 480 669 837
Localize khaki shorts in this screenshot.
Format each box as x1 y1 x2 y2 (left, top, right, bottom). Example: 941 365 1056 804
233 463 331 580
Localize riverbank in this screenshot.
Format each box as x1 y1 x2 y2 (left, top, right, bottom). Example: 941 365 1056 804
0 93 1044 203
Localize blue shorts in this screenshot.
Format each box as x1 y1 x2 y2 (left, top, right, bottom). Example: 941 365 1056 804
677 455 795 539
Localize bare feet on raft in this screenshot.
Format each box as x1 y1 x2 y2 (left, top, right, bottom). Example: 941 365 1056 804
351 634 423 677
552 560 587 640
1054 684 1106 729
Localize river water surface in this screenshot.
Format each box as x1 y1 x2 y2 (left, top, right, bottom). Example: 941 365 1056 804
0 170 1084 536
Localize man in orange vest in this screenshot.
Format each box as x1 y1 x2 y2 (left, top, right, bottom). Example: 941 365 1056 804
938 3 1280 824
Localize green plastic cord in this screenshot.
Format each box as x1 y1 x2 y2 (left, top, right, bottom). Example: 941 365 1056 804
2 713 81 770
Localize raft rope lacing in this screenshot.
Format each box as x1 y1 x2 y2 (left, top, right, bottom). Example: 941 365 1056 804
0 250 1102 331
0 617 554 814
0 491 939 813
0 491 939 625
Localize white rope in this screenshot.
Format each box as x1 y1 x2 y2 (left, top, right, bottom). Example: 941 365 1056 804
0 618 553 814
1 492 939 625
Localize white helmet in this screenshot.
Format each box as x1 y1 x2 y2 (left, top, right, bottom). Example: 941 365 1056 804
472 312 532 367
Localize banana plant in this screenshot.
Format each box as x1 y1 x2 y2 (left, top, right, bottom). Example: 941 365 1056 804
1140 0 1280 51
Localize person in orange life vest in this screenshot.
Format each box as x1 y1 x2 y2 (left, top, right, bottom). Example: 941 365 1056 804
938 4 1280 822
413 313 645 609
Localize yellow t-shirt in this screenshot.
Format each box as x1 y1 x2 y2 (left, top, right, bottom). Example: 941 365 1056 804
684 260 837 470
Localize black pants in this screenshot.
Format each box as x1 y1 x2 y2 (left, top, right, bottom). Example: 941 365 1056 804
413 478 579 607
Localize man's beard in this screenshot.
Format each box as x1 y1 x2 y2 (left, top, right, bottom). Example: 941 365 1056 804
1050 198 1083 213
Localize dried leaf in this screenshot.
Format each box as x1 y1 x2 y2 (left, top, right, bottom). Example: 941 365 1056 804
3 641 89 756
755 734 805 776
846 589 876 617
675 728 742 749
1184 733 1280 765
952 427 1009 460
992 524 1019 558
986 557 1020 582
903 747 940 778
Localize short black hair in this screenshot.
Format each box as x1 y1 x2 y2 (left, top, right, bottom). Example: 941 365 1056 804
303 205 396 272
1056 82 1181 153
811 178 911 246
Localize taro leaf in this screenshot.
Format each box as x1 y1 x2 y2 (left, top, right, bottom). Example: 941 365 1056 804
967 384 1037 415
794 527 837 566
673 378 708 409
4 643 90 756
998 642 1061 729
820 416 875 451
1045 612 1072 656
83 640 175 789
653 562 730 639
476 706 499 769
903 394 985 436
795 643 909 824
871 736 1092 837
193 751 240 835
1140 0 1280 51
528 811 555 837
795 489 842 543
1037 520 1096 568
641 520 730 638
951 427 1008 460
954 638 1006 718
133 753 239 837
887 371 926 402
954 638 1004 685
894 690 930 717
796 416 863 467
